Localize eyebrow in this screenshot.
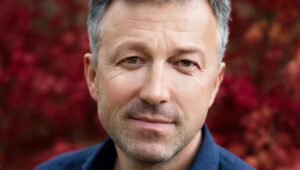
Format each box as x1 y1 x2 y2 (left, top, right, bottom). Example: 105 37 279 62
109 40 150 62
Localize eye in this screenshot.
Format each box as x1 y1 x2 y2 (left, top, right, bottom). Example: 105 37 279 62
175 60 196 67
119 56 145 69
174 60 199 68
126 57 139 64
173 59 200 74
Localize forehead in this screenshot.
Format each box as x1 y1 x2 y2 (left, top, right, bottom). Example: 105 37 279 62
101 0 216 31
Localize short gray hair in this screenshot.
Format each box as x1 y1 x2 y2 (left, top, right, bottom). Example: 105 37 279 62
87 0 231 67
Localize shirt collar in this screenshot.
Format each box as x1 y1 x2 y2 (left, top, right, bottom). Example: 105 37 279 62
189 124 219 170
82 138 116 170
82 124 219 170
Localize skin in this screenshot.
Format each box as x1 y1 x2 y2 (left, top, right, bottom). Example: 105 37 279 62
84 0 226 169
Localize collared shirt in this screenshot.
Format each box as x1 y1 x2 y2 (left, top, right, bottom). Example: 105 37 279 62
36 125 255 170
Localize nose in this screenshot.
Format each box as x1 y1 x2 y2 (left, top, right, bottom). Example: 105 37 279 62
139 62 171 105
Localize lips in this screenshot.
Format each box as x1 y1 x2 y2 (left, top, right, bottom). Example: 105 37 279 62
129 115 174 124
127 114 176 134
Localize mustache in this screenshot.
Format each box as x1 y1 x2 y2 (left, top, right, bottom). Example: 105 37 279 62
124 99 180 122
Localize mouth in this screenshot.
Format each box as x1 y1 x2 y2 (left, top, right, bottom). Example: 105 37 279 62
130 115 174 124
128 115 175 131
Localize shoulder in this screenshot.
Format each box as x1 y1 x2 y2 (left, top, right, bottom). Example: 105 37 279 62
35 144 101 170
217 146 255 170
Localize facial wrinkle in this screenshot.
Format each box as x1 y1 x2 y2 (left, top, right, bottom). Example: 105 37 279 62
98 62 128 82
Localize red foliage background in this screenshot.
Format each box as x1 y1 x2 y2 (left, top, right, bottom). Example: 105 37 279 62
0 0 299 169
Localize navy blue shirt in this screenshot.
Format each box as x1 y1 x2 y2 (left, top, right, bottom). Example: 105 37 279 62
36 125 255 170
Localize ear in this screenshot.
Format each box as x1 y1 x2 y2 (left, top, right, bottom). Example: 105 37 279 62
208 62 226 107
84 53 98 102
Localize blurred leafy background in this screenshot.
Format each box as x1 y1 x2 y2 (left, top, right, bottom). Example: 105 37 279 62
0 0 299 169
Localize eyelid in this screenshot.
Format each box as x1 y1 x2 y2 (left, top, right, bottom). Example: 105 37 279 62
116 56 146 70
116 54 143 64
170 58 203 75
173 57 202 68
183 60 198 67
125 56 145 63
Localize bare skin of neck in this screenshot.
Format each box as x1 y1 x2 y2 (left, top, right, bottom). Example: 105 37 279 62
113 131 201 170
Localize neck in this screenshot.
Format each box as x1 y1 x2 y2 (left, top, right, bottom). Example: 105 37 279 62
113 131 202 170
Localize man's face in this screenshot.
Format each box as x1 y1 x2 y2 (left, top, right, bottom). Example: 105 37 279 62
85 0 225 164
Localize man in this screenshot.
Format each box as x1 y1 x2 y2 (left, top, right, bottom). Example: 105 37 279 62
36 0 255 169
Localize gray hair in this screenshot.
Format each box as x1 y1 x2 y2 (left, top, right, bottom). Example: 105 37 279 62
87 0 231 67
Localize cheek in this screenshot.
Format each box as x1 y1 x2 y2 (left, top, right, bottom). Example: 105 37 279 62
97 69 145 117
173 74 215 122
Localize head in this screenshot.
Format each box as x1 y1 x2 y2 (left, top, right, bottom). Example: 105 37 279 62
84 0 231 166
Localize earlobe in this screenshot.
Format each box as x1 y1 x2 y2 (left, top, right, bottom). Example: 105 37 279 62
208 62 226 107
84 53 98 101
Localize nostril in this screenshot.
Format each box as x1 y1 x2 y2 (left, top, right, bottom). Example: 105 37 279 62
139 84 170 105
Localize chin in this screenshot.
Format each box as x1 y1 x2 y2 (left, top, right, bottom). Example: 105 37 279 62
115 136 186 164
125 143 175 164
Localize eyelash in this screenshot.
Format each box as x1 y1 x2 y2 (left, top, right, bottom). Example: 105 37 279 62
123 56 141 64
174 60 198 68
117 56 145 69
